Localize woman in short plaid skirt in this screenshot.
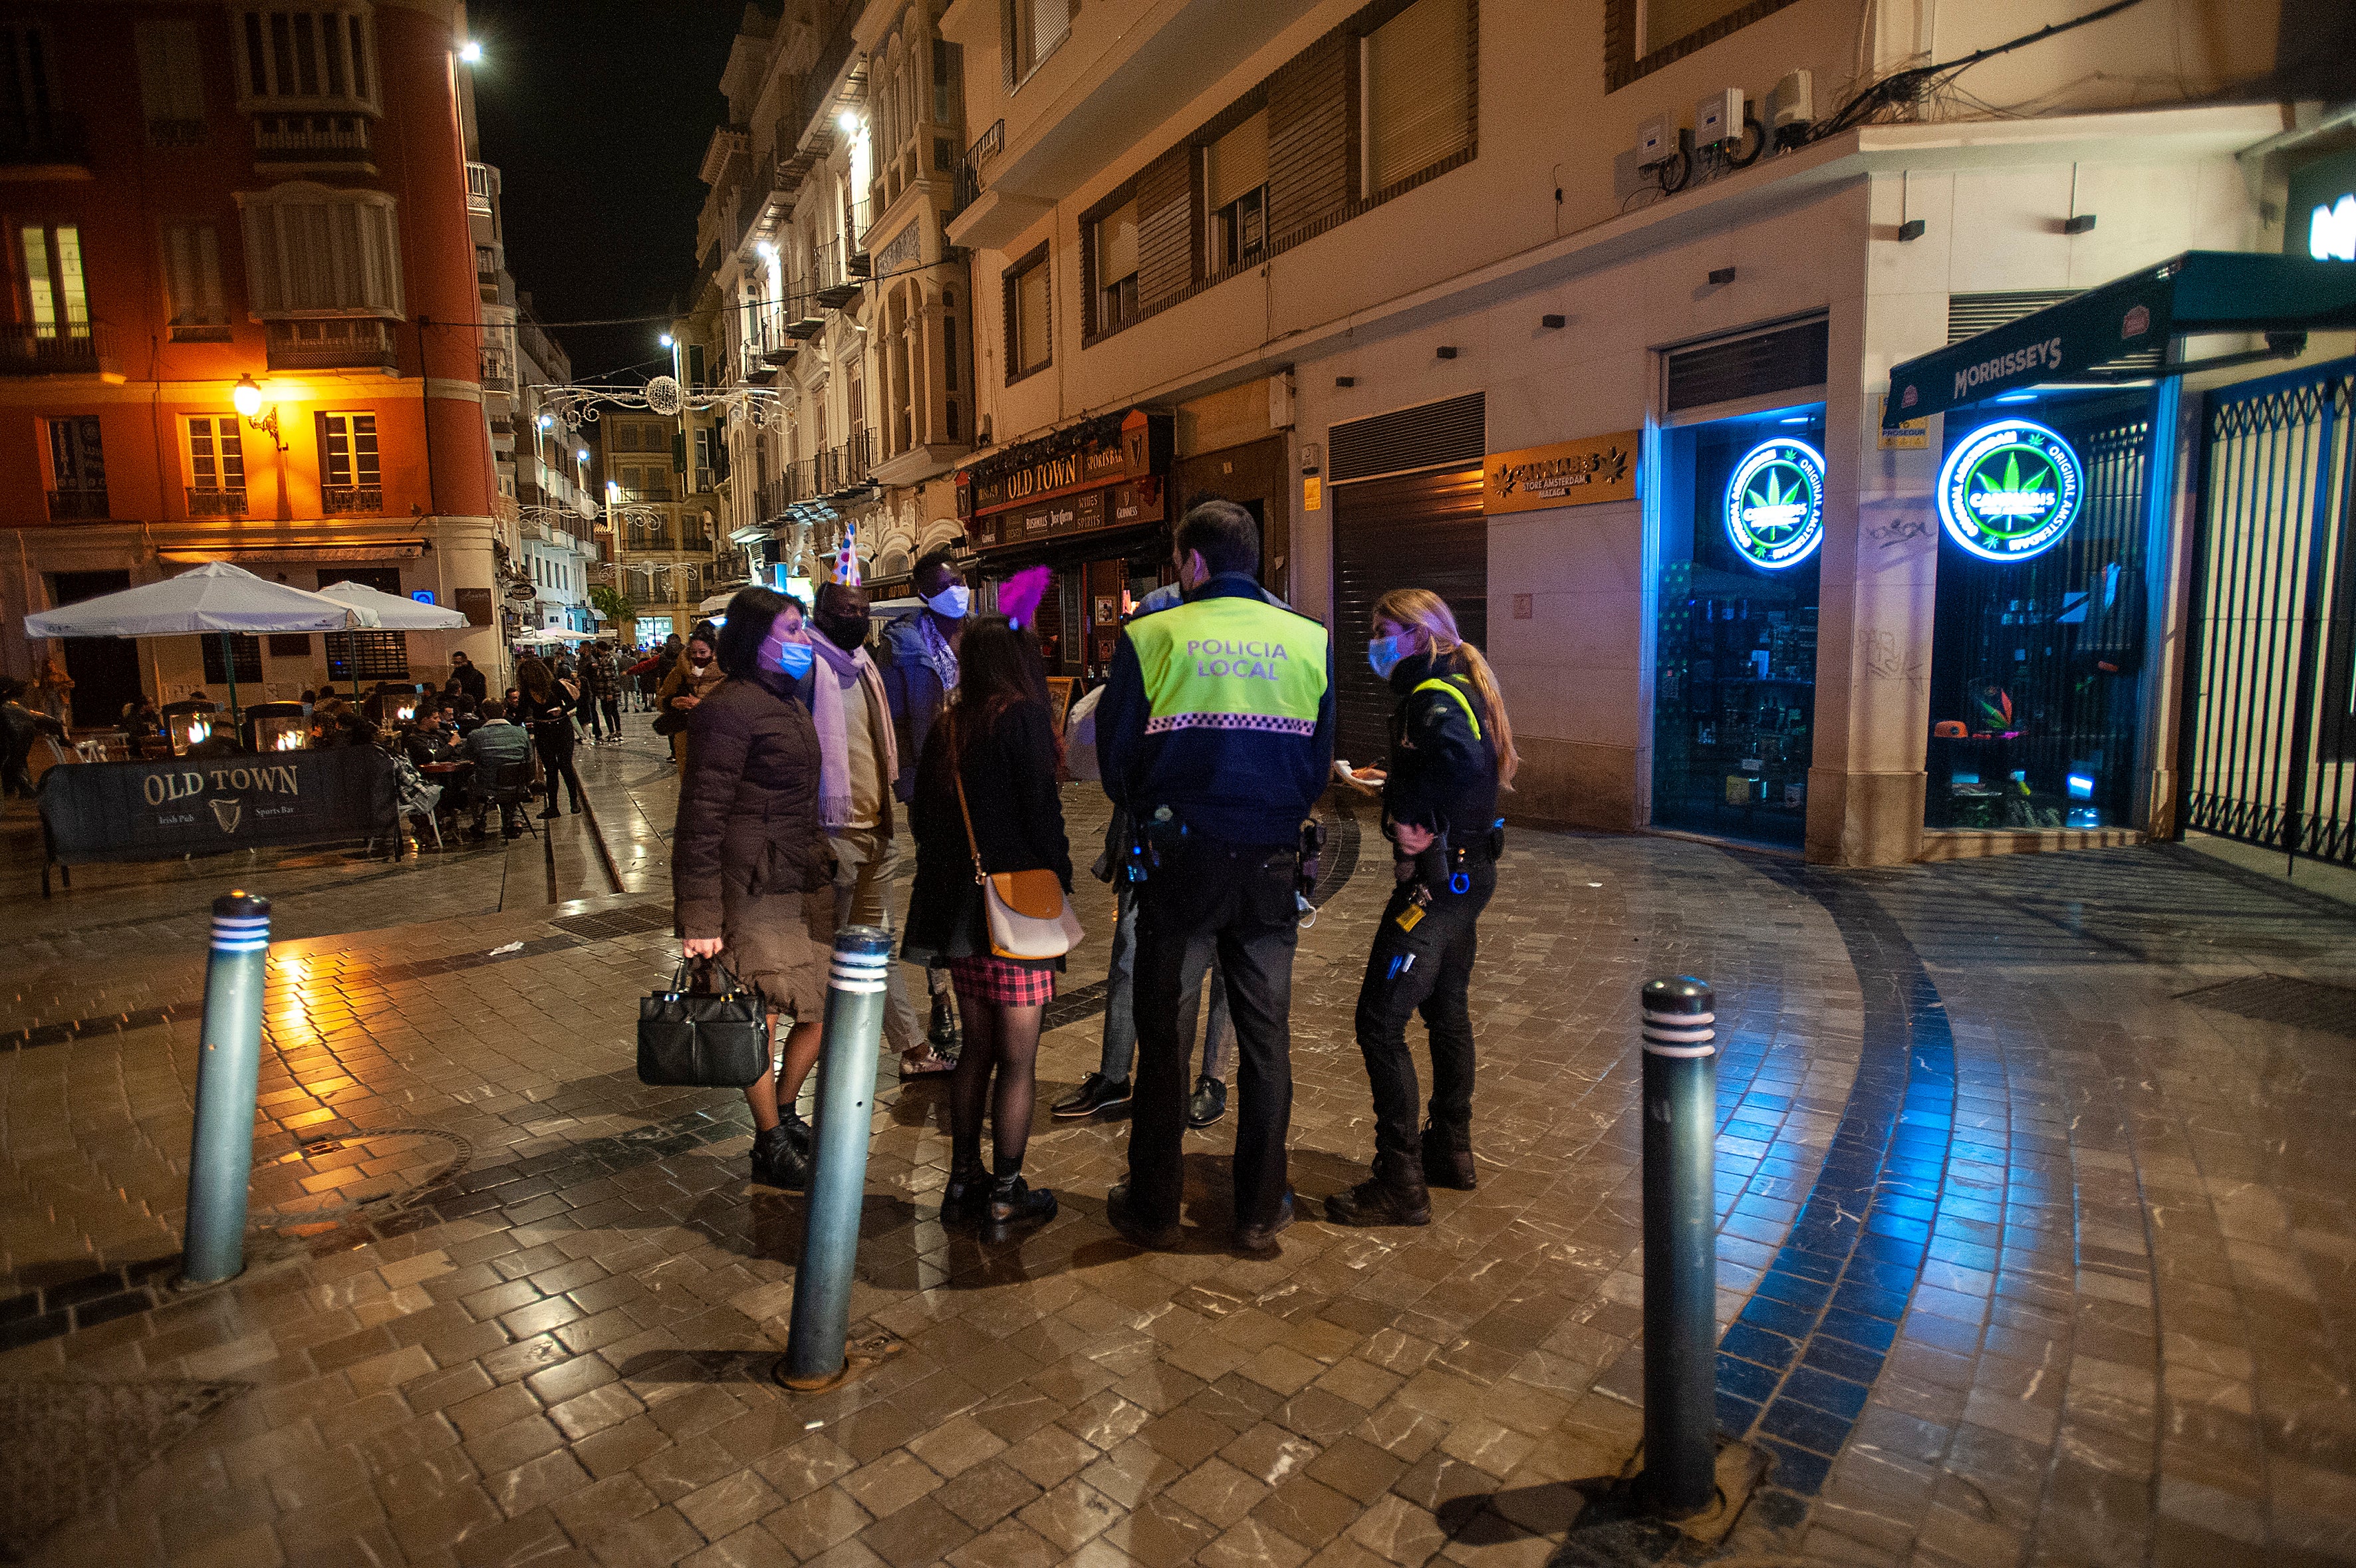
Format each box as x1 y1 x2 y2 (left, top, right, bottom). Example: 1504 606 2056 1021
901 616 1070 1230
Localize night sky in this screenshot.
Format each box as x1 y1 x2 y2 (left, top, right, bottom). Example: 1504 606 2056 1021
463 0 747 384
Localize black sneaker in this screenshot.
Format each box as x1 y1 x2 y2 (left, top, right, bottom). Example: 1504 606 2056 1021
1105 1182 1181 1249
1234 1190 1297 1255
1052 1073 1132 1120
987 1174 1057 1227
1186 1076 1227 1129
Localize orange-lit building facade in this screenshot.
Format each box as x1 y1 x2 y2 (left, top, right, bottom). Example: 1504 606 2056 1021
0 0 500 725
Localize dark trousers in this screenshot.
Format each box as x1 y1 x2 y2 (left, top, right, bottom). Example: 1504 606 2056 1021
536 730 582 809
1128 836 1300 1232
1354 858 1494 1167
599 696 620 735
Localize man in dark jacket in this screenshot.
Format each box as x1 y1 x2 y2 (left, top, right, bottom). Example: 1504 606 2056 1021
878 545 970 1048
458 700 533 838
1095 498 1335 1255
448 651 487 704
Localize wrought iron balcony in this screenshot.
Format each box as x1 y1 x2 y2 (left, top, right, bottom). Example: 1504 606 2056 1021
323 485 383 515
948 120 1002 221
0 322 119 378
255 114 371 164
46 489 109 521
266 318 398 372
186 487 249 517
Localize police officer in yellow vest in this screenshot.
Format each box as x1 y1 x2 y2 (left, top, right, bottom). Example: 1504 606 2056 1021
1097 498 1335 1253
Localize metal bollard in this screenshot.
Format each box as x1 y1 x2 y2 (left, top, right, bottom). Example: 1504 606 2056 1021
180 892 273 1287
1636 976 1719 1517
780 924 893 1390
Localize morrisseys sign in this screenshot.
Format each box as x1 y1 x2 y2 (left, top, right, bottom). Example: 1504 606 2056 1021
1482 431 1640 514
39 746 399 870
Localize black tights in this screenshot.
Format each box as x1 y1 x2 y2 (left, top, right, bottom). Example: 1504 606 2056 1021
948 991 1043 1178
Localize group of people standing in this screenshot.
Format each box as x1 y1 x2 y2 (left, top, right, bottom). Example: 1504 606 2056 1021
670 497 1516 1253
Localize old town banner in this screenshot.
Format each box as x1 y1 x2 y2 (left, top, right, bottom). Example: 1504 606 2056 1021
39 747 400 866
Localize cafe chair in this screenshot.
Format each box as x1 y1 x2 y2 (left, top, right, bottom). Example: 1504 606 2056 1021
480 759 539 841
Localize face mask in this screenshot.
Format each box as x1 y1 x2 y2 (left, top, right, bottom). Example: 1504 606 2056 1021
1367 635 1408 680
922 583 970 620
761 628 814 680
816 614 868 650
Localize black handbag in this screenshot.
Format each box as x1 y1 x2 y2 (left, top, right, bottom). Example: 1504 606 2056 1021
637 958 771 1087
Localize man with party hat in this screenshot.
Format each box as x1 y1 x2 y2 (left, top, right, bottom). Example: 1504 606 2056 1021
807 526 941 1076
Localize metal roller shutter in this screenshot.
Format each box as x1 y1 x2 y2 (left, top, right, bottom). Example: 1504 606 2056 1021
1331 465 1487 767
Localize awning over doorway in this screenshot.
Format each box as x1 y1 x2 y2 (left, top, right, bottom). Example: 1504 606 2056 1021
1883 251 2356 425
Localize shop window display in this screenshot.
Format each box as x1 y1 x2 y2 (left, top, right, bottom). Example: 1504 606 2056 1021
1924 390 2153 832
1652 410 1824 847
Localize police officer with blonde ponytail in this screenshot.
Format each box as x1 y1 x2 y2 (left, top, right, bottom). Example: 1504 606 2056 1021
1328 588 1517 1228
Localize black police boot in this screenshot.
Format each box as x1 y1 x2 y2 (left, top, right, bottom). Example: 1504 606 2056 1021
1234 1188 1296 1255
749 1126 809 1193
1106 1182 1182 1249
1186 1076 1228 1129
1327 1154 1432 1227
987 1173 1057 1228
1053 1073 1132 1119
1422 1123 1477 1190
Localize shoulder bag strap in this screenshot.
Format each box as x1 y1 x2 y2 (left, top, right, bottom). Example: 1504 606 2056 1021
945 707 987 886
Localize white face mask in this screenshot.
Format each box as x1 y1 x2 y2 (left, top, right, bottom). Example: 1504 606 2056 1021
922 583 971 620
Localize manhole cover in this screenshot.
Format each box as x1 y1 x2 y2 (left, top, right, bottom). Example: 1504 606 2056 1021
247 1128 469 1229
0 1378 246 1559
2174 974 2356 1040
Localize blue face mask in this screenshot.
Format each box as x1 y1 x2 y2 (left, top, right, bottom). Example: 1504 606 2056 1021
761 626 814 680
1368 635 1408 679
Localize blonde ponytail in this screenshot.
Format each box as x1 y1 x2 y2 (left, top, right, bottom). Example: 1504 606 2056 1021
1371 588 1521 790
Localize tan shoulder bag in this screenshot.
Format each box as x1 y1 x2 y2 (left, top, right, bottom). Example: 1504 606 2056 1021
947 708 1085 960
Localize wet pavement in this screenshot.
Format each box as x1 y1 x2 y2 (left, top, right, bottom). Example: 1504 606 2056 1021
1 716 2353 1567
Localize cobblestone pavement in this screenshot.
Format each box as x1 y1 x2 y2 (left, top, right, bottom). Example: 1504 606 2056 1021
1 717 2353 1567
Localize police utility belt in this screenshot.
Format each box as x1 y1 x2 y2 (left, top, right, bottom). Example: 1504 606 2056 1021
1125 805 1319 900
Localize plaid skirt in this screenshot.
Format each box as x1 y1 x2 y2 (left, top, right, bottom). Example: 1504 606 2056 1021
947 956 1056 1007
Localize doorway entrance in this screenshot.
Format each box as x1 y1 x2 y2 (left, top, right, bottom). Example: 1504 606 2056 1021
1331 466 1486 767
48 569 141 728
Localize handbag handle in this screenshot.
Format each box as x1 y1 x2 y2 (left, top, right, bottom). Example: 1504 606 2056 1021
673 952 754 996
944 706 987 887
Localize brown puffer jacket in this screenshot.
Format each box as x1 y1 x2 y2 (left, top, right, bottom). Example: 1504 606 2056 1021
672 672 829 942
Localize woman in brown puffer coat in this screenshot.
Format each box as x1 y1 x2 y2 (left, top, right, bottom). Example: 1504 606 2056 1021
674 588 834 1192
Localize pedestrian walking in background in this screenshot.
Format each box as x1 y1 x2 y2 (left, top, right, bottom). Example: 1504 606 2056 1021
0 678 66 796
1095 499 1333 1253
585 642 624 741
574 643 609 742
880 546 971 1052
902 615 1068 1229
673 588 835 1193
514 655 584 818
657 624 724 769
1328 588 1517 1226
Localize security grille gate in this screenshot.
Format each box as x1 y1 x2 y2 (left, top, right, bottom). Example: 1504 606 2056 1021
2180 356 2356 868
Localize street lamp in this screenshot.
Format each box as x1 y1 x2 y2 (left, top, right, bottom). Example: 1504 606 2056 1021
660 332 674 348
459 39 483 63
231 373 285 452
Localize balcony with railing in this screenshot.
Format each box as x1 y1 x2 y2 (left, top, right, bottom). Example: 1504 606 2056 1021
0 321 120 378
256 114 372 165
266 318 398 372
0 109 89 172
323 485 383 515
186 487 248 517
466 161 495 215
946 120 1001 223
46 487 108 521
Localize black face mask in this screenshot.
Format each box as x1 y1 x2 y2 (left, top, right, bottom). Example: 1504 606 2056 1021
816 614 868 650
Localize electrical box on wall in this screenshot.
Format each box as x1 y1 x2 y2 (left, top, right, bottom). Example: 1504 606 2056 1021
1768 69 1813 129
1694 89 1742 148
1636 116 1674 167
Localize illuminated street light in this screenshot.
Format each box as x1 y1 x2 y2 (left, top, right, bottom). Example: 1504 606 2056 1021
660 332 674 347
838 111 858 135
459 39 483 63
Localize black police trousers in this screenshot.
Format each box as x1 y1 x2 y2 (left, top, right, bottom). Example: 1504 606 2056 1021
1126 835 1299 1233
1354 857 1496 1167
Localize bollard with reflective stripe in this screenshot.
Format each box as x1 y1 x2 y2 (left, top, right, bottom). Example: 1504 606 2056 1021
1636 975 1718 1517
181 892 273 1287
781 925 894 1390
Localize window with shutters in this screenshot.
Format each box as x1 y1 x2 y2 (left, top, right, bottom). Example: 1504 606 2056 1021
317 411 380 513
163 223 229 340
1606 0 1797 91
185 416 248 515
231 6 379 115
1003 245 1050 384
15 223 86 341
0 23 72 162
236 184 403 318
1089 197 1138 338
136 23 207 146
1362 0 1474 197
1003 0 1068 88
1206 111 1269 273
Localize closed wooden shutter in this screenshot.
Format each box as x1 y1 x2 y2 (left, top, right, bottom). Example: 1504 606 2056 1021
1367 0 1472 194
1267 30 1351 241
1134 142 1194 311
1208 111 1268 211
1331 466 1487 766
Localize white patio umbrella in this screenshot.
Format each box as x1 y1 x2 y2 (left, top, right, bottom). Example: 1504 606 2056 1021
513 627 594 645
24 561 372 721
315 579 470 701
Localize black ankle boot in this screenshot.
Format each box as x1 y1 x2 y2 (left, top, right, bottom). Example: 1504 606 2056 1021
987 1173 1056 1226
929 995 961 1052
942 1162 991 1223
1325 1156 1431 1227
749 1126 809 1192
1422 1124 1477 1190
